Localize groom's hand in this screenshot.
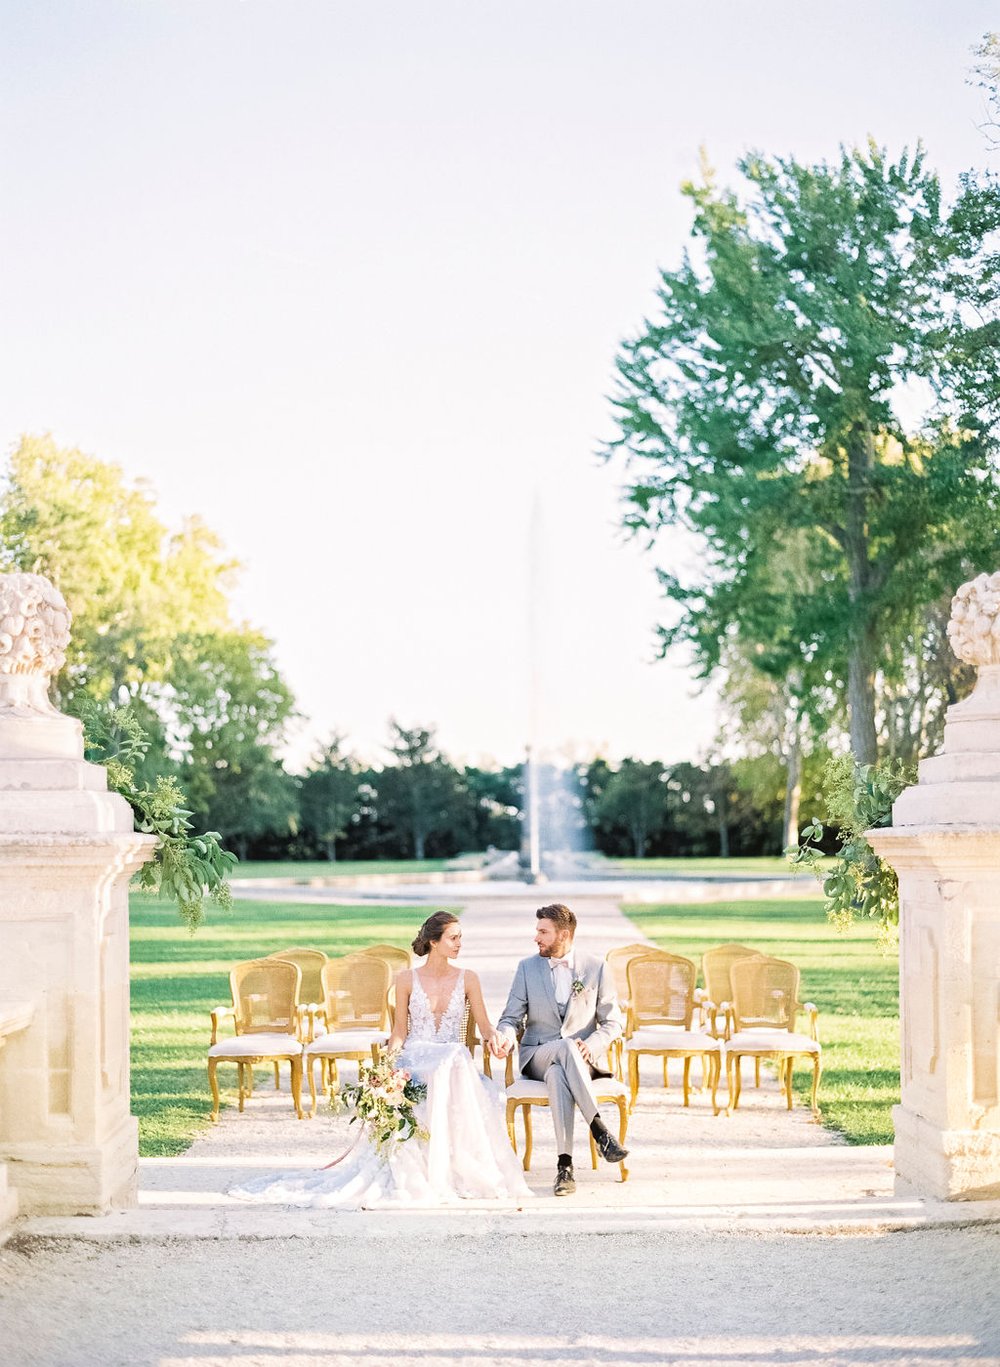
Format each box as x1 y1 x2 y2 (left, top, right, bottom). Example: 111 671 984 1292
575 1038 594 1065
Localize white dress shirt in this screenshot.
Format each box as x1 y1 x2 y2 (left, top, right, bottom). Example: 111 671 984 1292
550 955 573 1008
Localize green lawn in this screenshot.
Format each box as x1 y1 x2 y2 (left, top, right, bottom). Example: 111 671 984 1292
129 893 450 1156
612 856 823 876
624 898 899 1146
230 859 456 881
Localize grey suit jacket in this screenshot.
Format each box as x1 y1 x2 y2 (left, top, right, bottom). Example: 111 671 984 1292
497 951 624 1075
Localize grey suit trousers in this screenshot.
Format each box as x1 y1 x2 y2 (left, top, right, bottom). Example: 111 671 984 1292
522 1035 599 1155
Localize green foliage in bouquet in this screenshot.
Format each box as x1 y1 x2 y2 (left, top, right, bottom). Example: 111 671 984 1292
81 702 237 930
335 1052 429 1153
788 754 915 941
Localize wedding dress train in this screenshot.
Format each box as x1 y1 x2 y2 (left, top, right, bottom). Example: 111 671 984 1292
230 970 531 1208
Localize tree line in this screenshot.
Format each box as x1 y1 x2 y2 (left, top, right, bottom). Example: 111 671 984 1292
2 435 805 861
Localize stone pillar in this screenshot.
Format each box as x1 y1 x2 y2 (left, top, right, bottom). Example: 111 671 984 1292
868 572 1000 1201
0 573 156 1215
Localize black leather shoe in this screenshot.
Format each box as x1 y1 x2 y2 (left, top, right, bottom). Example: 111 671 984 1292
595 1129 629 1164
553 1164 576 1196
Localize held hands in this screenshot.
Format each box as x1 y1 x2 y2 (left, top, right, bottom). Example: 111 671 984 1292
487 1031 512 1058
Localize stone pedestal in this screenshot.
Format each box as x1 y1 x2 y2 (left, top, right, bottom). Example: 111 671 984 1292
868 573 1000 1202
0 574 156 1215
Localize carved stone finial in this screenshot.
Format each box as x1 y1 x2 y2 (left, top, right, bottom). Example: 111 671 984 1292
947 571 1000 668
0 573 71 678
0 573 72 724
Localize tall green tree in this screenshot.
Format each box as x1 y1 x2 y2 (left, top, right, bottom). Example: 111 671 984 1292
595 759 668 858
375 721 471 859
0 434 235 706
300 734 360 861
167 630 298 860
607 145 1000 763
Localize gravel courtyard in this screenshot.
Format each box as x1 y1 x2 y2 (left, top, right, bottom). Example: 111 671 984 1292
2 1226 999 1367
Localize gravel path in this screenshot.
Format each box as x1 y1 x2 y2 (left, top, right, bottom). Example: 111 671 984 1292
2 1227 999 1366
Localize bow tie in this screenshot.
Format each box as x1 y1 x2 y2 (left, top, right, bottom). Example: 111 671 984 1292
550 958 570 969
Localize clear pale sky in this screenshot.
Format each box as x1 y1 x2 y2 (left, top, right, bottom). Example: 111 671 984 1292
1 2 993 770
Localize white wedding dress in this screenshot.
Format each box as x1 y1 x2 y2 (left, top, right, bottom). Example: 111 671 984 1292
230 970 531 1208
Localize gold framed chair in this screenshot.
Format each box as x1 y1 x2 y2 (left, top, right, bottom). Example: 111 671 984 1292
624 953 723 1115
304 954 392 1116
605 943 655 1016
359 943 412 976
725 955 821 1118
486 1041 629 1182
268 947 328 1040
701 943 763 1038
207 958 304 1121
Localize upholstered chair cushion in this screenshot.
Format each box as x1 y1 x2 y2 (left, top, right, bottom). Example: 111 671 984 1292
305 1028 388 1056
506 1075 630 1101
626 1028 721 1052
727 1029 820 1054
207 1033 303 1058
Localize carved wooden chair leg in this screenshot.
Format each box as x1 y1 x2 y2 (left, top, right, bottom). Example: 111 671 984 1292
273 1061 281 1090
619 1103 629 1181
732 1053 743 1110
662 1057 669 1089
505 1100 518 1154
810 1058 822 1119
628 1051 640 1111
208 1059 222 1122
308 1056 319 1118
522 1105 534 1172
710 1052 722 1116
682 1056 692 1107
589 1134 598 1170
290 1056 304 1120
755 1057 761 1088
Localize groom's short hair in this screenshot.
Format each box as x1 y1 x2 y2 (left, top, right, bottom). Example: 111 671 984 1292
536 903 576 936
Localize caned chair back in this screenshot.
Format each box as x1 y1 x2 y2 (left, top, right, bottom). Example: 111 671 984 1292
606 943 655 1003
626 953 697 1031
321 954 392 1031
360 943 411 976
268 947 328 1003
230 958 301 1037
730 956 801 1033
702 943 762 1005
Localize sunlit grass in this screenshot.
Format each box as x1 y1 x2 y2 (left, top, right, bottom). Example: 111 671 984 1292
231 859 455 880
623 898 898 1145
129 893 451 1156
612 856 830 876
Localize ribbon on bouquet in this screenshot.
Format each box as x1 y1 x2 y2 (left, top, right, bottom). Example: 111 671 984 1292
320 1123 365 1170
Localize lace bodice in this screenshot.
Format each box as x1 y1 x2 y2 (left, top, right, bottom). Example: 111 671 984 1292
407 970 466 1044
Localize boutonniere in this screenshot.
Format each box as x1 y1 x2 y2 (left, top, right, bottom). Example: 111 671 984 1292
571 978 586 997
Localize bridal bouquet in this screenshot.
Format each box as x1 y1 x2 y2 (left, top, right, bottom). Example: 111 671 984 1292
335 1053 429 1154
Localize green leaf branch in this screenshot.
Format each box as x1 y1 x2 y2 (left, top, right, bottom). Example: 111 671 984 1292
80 702 237 930
788 754 914 944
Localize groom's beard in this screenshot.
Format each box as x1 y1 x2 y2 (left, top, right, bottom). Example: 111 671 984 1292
538 943 573 960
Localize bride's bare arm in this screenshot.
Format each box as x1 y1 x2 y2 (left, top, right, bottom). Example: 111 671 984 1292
388 970 412 1051
464 970 499 1050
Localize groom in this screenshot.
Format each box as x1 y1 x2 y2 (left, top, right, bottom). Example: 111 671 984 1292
494 903 627 1195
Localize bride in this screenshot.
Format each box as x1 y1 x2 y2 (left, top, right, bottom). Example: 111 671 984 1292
231 911 531 1207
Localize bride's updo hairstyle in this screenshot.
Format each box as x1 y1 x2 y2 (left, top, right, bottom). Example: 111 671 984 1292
412 911 459 958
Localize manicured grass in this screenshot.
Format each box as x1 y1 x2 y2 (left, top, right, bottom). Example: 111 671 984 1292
129 893 451 1156
612 856 823 876
623 898 899 1146
231 859 454 881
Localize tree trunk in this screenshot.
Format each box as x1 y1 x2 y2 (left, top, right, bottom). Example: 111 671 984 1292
847 626 879 765
413 828 426 860
325 838 337 862
632 827 647 859
782 727 803 853
716 785 730 859
235 834 249 862
845 429 879 765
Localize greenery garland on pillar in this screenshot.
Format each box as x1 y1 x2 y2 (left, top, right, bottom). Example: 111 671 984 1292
81 703 237 930
788 754 914 944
